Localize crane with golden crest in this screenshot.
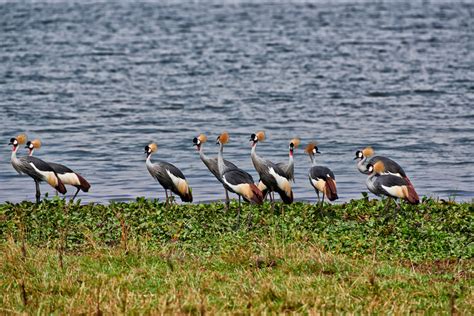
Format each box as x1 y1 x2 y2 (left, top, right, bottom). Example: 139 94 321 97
193 133 239 208
305 142 338 204
9 133 66 203
250 131 294 204
355 146 419 202
366 160 419 204
258 137 300 199
26 138 91 201
145 142 193 205
216 132 263 224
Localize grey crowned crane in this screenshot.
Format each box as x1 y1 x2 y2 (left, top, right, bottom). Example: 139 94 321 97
9 134 66 203
355 146 418 200
216 132 263 223
250 131 293 204
305 142 338 204
258 138 300 198
193 133 238 208
145 143 192 204
366 161 419 204
26 139 90 201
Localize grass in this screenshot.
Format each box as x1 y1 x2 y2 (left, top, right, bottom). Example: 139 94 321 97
0 197 472 314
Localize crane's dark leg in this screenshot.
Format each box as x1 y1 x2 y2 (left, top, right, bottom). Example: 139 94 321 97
315 190 320 204
71 187 80 202
165 190 169 207
169 191 174 205
224 189 230 211
237 195 241 228
321 193 325 206
35 180 41 204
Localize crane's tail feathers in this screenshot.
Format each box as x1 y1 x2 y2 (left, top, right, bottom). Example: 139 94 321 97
56 178 67 195
76 173 91 192
404 177 419 204
277 188 294 204
248 183 264 205
325 178 338 201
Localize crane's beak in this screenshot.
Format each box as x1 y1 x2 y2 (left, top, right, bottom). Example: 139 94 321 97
353 156 358 160
8 141 13 145
316 150 321 154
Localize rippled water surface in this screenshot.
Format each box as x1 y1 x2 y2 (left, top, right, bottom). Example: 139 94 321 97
1 1 473 203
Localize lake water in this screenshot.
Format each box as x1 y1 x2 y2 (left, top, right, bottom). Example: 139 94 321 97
1 1 473 204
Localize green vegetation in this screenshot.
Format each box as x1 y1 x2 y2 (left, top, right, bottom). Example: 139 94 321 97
0 197 472 314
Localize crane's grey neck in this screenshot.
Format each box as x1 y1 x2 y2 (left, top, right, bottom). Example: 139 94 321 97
357 156 368 173
251 142 264 166
146 153 153 166
217 142 226 176
309 154 317 167
198 144 209 162
11 146 19 162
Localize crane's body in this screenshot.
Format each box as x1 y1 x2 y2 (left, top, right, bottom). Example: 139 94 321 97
145 143 192 204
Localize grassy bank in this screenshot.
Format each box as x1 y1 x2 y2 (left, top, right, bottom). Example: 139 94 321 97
0 198 472 313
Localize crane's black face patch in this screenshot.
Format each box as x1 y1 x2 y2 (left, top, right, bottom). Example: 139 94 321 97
250 133 257 142
356 150 363 158
144 145 150 154
9 138 17 146
192 137 199 145
25 141 33 149
216 136 220 144
289 143 294 149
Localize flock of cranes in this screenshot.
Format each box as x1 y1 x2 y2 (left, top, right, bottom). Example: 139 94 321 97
8 132 419 210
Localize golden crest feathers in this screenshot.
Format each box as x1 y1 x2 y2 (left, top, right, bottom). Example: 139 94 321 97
219 132 229 144
148 143 158 153
373 160 385 174
362 146 374 157
31 139 42 149
198 134 208 143
305 142 317 154
16 133 27 145
290 138 300 148
256 131 265 142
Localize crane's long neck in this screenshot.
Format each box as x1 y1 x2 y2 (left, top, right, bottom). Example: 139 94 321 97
357 156 368 173
198 145 210 164
310 154 317 167
29 149 34 156
288 149 294 170
11 145 19 163
217 143 226 176
146 153 153 168
251 142 262 168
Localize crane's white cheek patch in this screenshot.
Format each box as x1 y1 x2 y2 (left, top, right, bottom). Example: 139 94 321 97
268 167 291 195
166 170 189 195
381 185 406 198
58 173 80 186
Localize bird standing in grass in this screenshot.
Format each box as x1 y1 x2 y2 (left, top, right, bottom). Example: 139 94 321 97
145 143 192 205
305 142 338 204
366 161 419 204
26 139 90 201
9 134 66 203
258 138 300 198
216 132 263 224
355 146 418 201
250 131 293 204
193 133 238 208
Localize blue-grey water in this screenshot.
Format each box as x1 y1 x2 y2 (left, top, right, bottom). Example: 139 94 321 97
1 1 473 204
